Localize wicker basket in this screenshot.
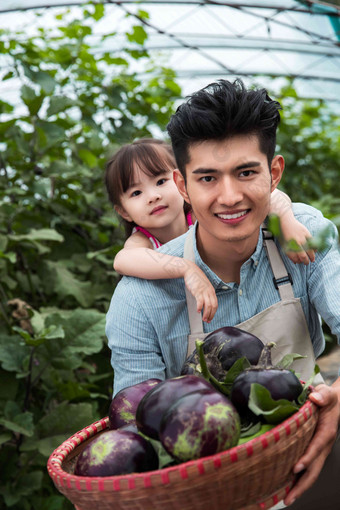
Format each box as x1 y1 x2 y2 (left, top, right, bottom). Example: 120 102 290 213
47 399 318 510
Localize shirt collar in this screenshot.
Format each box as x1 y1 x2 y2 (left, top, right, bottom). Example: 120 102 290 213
191 223 264 287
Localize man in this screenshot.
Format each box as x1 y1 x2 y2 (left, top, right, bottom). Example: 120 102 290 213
106 79 340 508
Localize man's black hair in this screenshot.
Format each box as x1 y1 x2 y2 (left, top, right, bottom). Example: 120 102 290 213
167 78 282 176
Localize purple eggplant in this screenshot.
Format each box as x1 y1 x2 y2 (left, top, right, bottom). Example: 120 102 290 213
230 343 303 416
181 326 264 380
136 375 215 440
159 388 240 462
74 429 158 477
230 368 303 415
109 378 161 430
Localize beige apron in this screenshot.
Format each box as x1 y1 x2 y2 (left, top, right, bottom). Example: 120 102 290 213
184 227 324 384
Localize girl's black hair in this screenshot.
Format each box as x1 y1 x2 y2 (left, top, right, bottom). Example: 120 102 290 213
167 78 282 177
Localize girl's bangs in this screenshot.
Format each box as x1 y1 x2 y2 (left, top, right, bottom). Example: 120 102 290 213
122 143 175 192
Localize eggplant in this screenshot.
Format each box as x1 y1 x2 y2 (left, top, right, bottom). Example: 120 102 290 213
136 375 215 440
230 343 303 416
74 429 158 477
159 388 240 462
109 378 161 430
230 368 303 414
181 326 264 381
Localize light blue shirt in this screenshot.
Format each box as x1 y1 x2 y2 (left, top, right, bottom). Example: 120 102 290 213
106 203 340 395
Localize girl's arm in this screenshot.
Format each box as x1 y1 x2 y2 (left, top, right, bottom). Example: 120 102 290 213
270 189 315 265
114 232 217 323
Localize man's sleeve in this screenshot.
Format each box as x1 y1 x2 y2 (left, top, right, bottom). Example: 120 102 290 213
105 279 166 396
308 216 340 343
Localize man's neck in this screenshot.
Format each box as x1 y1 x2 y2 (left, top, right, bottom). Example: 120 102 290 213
196 228 260 283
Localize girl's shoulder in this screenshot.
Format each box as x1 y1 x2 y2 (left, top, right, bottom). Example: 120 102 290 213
124 230 154 249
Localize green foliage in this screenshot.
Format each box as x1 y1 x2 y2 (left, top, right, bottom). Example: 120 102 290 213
275 80 340 211
0 4 181 509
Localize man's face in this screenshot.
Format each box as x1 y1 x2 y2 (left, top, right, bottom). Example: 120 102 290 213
174 135 283 253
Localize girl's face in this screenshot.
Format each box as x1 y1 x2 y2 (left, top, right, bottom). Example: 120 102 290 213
116 166 184 232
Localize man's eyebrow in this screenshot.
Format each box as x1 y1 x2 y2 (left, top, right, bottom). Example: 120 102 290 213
235 161 261 170
192 161 261 174
192 168 218 174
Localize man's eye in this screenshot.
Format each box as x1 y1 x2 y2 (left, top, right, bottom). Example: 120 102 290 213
200 176 214 182
240 170 255 177
131 190 142 197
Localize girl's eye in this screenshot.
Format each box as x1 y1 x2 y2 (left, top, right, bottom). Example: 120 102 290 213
131 190 142 197
156 178 167 186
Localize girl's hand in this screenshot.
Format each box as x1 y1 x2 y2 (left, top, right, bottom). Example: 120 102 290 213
281 217 316 265
183 263 218 323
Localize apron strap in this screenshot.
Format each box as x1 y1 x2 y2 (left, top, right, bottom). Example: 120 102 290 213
183 225 295 337
184 228 204 336
262 227 294 300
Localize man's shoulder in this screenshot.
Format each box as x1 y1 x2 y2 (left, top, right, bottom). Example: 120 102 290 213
292 202 324 220
292 202 335 234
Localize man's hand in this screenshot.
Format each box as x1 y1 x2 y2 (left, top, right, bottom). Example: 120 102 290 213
183 262 218 323
284 383 340 506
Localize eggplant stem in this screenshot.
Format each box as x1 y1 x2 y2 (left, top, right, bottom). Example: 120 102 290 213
258 342 276 368
195 339 228 394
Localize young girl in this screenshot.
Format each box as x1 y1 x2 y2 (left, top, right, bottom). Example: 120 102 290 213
105 138 314 323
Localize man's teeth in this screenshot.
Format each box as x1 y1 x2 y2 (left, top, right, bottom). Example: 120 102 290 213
218 210 248 220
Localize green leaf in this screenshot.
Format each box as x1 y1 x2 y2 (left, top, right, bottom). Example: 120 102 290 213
78 148 98 167
0 334 30 372
47 95 76 116
20 84 44 115
148 438 176 469
304 224 334 252
37 401 96 438
127 25 148 45
238 423 275 444
42 261 94 307
275 353 306 370
248 383 300 424
46 308 106 355
267 214 282 238
12 323 65 347
298 365 320 405
8 228 64 244
222 357 251 387
0 401 34 436
32 70 56 94
2 471 43 505
0 433 12 446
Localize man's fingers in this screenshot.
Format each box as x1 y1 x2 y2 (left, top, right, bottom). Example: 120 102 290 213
284 455 326 505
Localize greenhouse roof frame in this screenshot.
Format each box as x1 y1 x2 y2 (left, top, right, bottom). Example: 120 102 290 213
1 0 340 104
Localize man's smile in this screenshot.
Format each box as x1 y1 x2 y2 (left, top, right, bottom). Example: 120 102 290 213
215 209 250 222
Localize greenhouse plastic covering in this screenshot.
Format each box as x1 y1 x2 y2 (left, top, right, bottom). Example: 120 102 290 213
1 0 339 104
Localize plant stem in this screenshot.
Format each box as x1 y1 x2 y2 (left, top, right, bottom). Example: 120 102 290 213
195 339 228 395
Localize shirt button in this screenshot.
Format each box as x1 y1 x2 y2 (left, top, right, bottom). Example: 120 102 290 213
254 260 259 266
221 285 229 290
239 289 243 296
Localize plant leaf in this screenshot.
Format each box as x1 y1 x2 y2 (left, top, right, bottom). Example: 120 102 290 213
248 383 300 424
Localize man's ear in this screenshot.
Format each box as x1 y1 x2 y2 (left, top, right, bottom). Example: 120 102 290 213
173 169 191 204
270 155 285 192
114 204 132 222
